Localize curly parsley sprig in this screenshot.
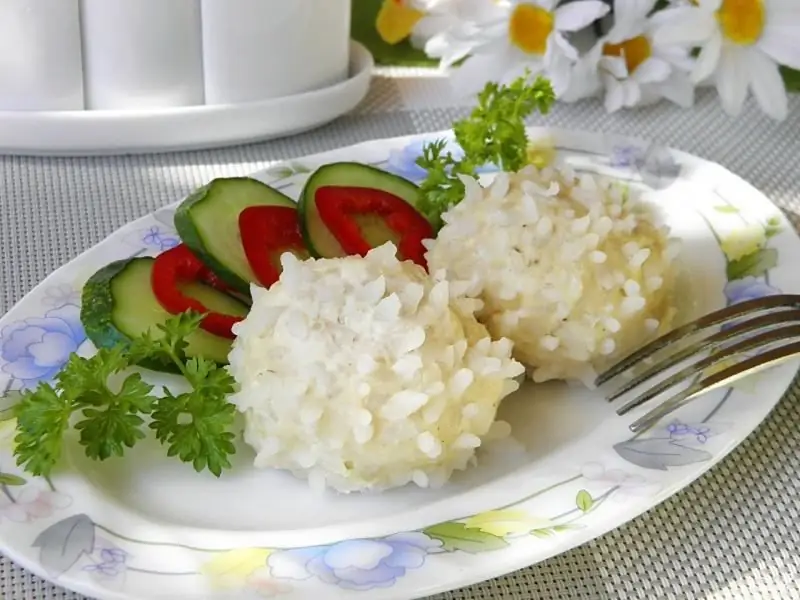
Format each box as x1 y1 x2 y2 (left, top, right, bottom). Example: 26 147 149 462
416 72 556 228
13 311 238 478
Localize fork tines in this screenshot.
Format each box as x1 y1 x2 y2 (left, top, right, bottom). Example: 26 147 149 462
595 294 800 433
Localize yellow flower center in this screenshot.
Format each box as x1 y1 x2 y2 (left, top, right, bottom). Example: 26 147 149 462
602 35 652 74
376 0 425 45
509 4 554 55
716 0 765 46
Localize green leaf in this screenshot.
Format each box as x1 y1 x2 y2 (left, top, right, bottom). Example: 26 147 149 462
0 472 26 486
713 205 740 214
423 522 509 553
726 247 778 280
576 489 594 512
782 66 800 93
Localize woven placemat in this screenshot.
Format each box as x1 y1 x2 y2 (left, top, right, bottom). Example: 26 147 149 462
1 75 798 600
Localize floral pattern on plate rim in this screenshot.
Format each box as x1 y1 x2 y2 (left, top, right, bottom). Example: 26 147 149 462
0 132 792 598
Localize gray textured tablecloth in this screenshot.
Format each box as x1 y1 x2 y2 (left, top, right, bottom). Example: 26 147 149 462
1 71 799 600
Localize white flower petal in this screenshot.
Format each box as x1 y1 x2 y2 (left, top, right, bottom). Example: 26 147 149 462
551 31 579 62
614 0 658 22
600 55 629 79
411 15 455 49
606 19 645 45
657 71 695 108
450 49 517 97
633 57 672 83
534 0 559 11
602 74 625 112
698 0 722 10
759 19 800 70
560 48 603 102
554 1 610 32
546 47 576 96
652 7 716 46
714 45 749 117
426 30 475 66
652 44 695 71
692 30 722 83
623 80 642 106
747 48 788 121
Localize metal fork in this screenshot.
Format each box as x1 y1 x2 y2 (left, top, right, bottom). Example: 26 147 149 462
595 294 800 433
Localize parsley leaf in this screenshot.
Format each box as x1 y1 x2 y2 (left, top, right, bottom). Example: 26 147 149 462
13 383 72 477
12 310 240 478
416 72 556 228
74 373 154 460
150 385 237 477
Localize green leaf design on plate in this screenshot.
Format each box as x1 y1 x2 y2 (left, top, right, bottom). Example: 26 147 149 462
576 489 594 512
289 163 310 174
713 205 740 214
0 472 26 486
553 524 583 532
423 522 509 553
765 217 782 238
264 166 295 180
531 528 556 539
727 248 778 280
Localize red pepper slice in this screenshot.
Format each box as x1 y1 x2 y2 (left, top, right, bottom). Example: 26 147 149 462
239 205 308 287
315 186 434 268
151 244 243 339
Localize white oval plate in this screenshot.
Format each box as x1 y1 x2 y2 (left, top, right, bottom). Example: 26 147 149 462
1 128 797 600
0 42 373 157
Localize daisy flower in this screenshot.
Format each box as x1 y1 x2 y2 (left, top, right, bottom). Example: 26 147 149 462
655 0 800 120
565 0 696 112
423 0 611 96
375 0 461 50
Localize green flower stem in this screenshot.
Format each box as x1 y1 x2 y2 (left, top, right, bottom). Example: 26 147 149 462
94 523 220 553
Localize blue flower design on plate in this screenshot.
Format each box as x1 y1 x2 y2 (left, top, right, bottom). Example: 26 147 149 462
141 226 179 252
83 547 128 578
268 532 442 590
385 138 498 183
724 276 782 305
0 304 86 389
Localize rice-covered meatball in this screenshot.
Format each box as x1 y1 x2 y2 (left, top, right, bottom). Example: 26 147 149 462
425 165 679 385
227 243 524 493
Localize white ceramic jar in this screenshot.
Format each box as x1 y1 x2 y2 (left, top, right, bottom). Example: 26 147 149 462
0 0 84 111
201 0 352 105
80 0 205 110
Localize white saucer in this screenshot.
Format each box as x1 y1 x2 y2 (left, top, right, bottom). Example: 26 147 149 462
0 41 374 156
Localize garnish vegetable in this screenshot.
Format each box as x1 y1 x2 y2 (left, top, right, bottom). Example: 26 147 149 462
415 72 556 228
315 185 434 268
152 244 247 339
239 205 309 287
297 161 425 258
13 312 238 478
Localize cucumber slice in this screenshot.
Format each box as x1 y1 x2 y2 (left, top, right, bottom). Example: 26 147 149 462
297 162 422 258
174 177 296 294
81 257 242 372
